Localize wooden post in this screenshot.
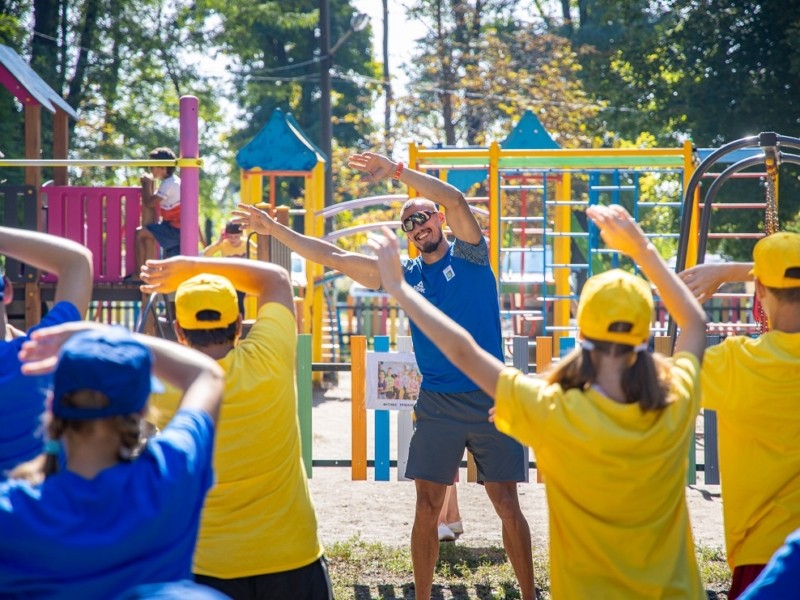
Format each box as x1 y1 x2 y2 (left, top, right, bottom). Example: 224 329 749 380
513 336 531 483
351 335 367 480
297 334 313 478
53 110 69 186
255 202 271 263
535 336 554 482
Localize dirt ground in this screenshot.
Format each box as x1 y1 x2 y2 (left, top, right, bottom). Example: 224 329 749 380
308 373 726 552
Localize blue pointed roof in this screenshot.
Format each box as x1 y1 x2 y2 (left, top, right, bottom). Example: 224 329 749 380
503 110 559 150
446 110 560 191
236 109 325 171
0 44 79 120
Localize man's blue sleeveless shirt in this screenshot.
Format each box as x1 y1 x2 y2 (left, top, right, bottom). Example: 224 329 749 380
402 237 503 393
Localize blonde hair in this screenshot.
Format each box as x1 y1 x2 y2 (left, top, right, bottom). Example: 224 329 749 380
9 390 146 485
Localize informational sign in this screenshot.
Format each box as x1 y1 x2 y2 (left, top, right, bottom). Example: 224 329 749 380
366 352 421 411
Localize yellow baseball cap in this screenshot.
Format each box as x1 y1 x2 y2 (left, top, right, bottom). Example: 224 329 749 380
751 231 800 289
175 274 239 330
577 269 654 346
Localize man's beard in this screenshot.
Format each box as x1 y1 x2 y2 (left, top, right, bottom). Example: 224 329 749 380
417 229 444 254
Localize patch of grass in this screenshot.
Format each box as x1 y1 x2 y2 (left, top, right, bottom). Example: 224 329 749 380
327 537 731 599
696 545 731 594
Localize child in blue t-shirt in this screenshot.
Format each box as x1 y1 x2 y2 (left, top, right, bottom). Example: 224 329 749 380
0 226 92 476
0 323 224 598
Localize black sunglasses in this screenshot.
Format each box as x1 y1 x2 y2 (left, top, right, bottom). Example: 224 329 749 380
401 210 435 233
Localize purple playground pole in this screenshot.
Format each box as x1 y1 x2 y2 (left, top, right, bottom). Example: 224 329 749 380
179 95 199 256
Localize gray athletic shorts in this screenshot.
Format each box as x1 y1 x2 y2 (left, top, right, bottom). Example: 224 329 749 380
405 389 526 484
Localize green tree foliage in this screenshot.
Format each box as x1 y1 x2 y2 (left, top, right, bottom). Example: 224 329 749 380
0 0 233 221
192 0 378 160
396 0 600 148
535 0 800 258
0 1 30 185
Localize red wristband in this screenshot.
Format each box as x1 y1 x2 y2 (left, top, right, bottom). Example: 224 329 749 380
392 161 405 180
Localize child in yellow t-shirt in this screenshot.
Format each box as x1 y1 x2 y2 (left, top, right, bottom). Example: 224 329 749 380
203 222 257 314
203 222 257 259
370 205 708 599
681 231 800 599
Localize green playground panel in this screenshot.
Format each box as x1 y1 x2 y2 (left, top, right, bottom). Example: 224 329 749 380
418 155 685 169
501 155 686 169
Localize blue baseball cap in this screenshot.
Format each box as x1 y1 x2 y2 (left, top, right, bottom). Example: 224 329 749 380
52 327 164 420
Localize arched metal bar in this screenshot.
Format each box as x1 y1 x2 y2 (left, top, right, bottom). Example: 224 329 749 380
696 155 767 261
674 136 758 275
667 134 800 343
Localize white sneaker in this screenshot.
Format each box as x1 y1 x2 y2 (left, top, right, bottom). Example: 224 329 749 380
438 523 456 542
447 520 463 535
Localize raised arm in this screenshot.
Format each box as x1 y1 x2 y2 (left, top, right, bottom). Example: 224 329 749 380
369 227 505 397
202 238 223 257
348 152 483 245
0 226 93 317
230 204 381 289
19 321 225 424
678 262 754 303
140 255 295 314
586 205 708 360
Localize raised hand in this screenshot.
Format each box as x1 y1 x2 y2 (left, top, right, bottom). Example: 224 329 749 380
678 262 755 303
367 226 405 294
18 321 103 375
140 257 193 295
347 152 396 183
586 204 650 259
230 203 276 236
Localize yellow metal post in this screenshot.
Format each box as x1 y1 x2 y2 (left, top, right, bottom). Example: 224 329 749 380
553 174 571 346
308 163 325 382
408 143 419 199
488 142 501 278
682 141 700 269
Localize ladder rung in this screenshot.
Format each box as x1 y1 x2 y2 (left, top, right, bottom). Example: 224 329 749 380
643 233 680 238
547 232 588 237
637 202 682 208
500 185 545 191
701 203 767 210
590 185 636 191
548 263 589 269
501 247 545 253
501 216 545 223
708 292 753 298
544 200 588 206
708 233 764 239
511 228 548 235
702 172 766 179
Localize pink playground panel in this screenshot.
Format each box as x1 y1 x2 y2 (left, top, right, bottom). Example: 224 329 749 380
40 186 142 284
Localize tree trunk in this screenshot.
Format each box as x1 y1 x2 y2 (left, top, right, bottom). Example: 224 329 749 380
435 0 456 145
58 0 68 92
66 0 101 110
31 0 60 90
560 0 573 35
102 0 122 147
